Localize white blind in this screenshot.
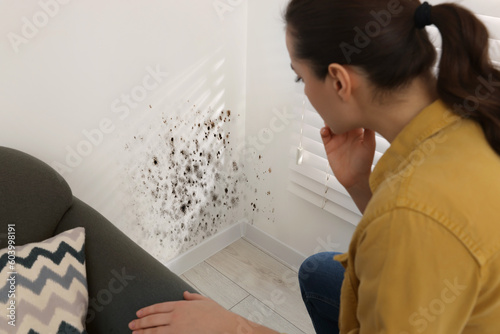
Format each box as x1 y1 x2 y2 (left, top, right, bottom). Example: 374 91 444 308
288 5 500 227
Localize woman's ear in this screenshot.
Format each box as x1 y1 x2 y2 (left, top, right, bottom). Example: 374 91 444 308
327 64 352 102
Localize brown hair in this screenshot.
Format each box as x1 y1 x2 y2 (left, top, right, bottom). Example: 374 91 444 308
285 0 500 156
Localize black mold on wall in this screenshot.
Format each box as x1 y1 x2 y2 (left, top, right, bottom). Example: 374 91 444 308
121 105 248 258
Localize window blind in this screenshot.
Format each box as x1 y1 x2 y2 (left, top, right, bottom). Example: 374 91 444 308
288 7 500 227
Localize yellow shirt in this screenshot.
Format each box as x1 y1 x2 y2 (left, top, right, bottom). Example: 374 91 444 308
334 100 500 334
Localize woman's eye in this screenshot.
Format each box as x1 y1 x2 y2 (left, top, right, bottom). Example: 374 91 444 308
295 76 303 83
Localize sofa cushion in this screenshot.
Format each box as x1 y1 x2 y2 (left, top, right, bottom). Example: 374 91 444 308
0 227 88 333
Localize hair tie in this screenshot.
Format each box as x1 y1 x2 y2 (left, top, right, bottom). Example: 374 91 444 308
415 2 433 29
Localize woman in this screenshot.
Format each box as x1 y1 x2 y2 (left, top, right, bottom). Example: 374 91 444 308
128 0 500 333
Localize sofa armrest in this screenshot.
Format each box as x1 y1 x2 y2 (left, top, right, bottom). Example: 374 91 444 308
56 197 197 333
0 146 73 249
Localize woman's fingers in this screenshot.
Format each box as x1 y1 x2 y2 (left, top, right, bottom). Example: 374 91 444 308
183 291 207 301
362 128 375 140
347 128 365 142
320 126 331 138
130 293 207 331
364 129 376 146
136 301 176 318
129 313 172 331
320 126 337 148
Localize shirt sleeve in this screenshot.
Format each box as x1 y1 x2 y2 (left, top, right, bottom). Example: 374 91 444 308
352 208 481 334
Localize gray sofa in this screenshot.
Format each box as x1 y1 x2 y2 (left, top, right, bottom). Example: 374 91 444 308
0 146 196 333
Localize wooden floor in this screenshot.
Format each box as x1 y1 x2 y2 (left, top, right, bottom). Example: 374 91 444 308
181 238 316 334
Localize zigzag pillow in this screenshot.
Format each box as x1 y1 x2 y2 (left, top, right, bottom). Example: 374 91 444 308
0 227 88 333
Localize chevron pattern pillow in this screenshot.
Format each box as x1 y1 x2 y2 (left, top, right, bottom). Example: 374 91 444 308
0 227 88 333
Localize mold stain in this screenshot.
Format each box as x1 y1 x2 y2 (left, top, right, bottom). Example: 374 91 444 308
120 104 248 261
246 151 276 223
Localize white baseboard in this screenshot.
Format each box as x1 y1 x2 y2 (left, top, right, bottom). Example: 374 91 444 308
164 222 245 275
242 224 307 271
165 221 307 275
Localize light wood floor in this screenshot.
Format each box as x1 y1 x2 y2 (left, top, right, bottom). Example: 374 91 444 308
181 238 316 334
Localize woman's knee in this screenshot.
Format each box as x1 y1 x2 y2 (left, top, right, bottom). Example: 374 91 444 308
299 252 340 285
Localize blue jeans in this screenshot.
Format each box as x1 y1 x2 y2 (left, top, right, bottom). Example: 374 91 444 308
299 252 345 334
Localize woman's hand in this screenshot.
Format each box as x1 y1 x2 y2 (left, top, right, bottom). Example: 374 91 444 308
321 126 376 213
128 291 279 334
321 126 375 188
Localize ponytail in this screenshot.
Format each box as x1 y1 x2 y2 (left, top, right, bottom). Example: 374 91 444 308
432 3 500 156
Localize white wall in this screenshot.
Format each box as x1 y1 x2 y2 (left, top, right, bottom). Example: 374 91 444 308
0 0 249 262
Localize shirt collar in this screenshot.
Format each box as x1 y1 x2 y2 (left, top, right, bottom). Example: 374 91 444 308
369 99 461 192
